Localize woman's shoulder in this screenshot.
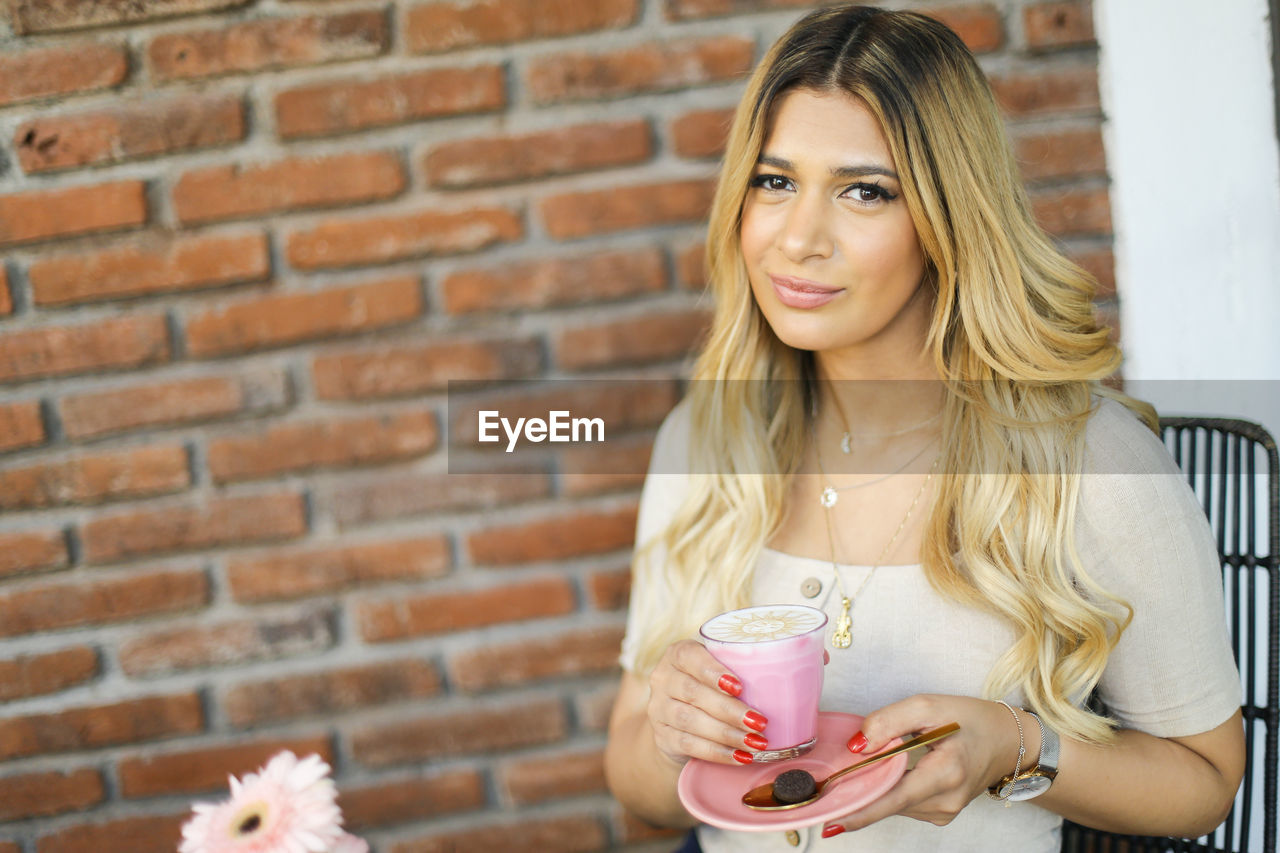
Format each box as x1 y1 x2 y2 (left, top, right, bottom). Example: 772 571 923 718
1082 395 1180 478
647 396 695 476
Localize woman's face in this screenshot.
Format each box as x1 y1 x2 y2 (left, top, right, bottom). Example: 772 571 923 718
740 87 931 373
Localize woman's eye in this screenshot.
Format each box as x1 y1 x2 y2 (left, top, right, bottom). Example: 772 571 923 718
844 182 897 204
751 174 792 192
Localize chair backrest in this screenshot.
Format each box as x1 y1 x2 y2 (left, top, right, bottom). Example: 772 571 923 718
1062 417 1279 853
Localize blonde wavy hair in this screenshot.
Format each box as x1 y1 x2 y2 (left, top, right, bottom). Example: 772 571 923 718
629 5 1157 745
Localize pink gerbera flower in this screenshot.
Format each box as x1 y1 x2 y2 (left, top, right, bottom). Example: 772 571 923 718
180 752 346 853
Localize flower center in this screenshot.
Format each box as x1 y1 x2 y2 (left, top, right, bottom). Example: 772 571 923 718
229 802 269 838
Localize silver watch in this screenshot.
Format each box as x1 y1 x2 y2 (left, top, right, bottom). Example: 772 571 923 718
993 710 1060 801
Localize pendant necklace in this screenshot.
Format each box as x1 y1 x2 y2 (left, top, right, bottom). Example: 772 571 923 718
815 434 939 650
826 383 943 455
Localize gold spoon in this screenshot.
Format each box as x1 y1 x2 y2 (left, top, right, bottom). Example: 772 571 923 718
741 722 961 811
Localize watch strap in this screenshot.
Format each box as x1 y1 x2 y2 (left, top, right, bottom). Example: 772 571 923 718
1024 710 1060 773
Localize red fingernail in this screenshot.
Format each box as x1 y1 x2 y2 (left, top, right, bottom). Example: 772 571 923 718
743 711 768 732
847 732 868 752
718 674 743 697
732 749 753 764
822 824 846 838
744 732 768 750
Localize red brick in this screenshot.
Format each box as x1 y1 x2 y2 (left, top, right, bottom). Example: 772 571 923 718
391 814 606 853
34 813 186 853
990 66 1099 117
351 697 566 766
0 265 10 315
0 768 103 821
208 411 437 483
0 646 98 702
500 748 606 805
0 530 69 579
1031 186 1111 237
442 248 666 314
586 566 632 611
672 107 733 159
0 693 203 760
0 181 147 247
118 735 332 797
118 609 333 678
357 576 575 643
0 41 127 106
451 381 678 447
15 95 244 174
467 505 638 566
924 3 1004 53
528 36 753 104
313 337 542 400
340 770 484 830
12 0 252 34
541 178 714 239
29 232 270 306
287 207 521 270
82 492 306 564
1024 1 1095 51
148 9 387 81
448 625 624 691
407 0 637 52
0 569 207 638
676 240 706 289
227 536 450 603
663 0 819 20
560 436 652 496
1013 126 1106 182
185 277 422 357
1068 246 1115 298
59 369 290 441
222 660 441 728
0 314 168 385
426 119 651 188
0 843 15 853
0 400 45 452
0 445 190 512
616 808 685 844
275 65 504 138
331 470 552 528
575 684 618 732
555 308 710 370
173 150 405 224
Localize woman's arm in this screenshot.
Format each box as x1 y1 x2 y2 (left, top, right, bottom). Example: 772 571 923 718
604 640 766 826
822 694 1245 839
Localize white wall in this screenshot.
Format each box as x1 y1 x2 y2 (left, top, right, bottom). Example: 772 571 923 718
1096 0 1280 432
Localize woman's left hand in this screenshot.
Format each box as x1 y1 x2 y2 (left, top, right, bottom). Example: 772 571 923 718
821 694 1021 838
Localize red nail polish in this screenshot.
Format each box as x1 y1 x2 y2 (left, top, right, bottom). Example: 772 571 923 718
718 674 743 697
744 732 768 750
743 711 768 732
847 731 868 753
732 749 753 764
822 824 846 838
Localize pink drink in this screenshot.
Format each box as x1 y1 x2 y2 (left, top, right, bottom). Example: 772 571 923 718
700 604 827 761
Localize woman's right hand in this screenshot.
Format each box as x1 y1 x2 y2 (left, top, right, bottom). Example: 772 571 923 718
646 639 769 766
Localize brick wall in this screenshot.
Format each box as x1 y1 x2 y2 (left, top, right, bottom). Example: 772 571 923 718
0 1 1109 850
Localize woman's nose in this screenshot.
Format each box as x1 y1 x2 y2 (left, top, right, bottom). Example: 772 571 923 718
777 194 833 262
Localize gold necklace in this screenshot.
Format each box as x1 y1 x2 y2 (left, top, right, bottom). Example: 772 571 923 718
815 437 939 650
825 382 943 455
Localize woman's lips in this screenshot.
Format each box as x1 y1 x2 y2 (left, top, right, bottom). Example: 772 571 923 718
769 275 844 309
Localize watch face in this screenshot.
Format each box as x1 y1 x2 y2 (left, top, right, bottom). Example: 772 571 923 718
1005 775 1052 802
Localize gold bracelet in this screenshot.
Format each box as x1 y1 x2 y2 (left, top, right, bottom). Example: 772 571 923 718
988 700 1025 805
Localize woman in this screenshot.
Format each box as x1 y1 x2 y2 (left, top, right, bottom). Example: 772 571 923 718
603 5 1244 852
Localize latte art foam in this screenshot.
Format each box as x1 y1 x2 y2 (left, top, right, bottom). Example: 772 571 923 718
701 604 826 643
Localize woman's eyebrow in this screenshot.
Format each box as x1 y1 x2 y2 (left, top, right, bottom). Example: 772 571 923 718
757 154 898 181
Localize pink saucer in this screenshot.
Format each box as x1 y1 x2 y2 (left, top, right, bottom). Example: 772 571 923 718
677 712 907 832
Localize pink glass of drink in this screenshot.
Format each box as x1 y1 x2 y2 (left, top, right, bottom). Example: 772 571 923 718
700 604 827 762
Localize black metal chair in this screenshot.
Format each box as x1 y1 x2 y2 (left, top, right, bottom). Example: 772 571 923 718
1062 417 1279 853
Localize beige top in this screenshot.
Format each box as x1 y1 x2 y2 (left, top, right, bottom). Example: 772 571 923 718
620 397 1241 853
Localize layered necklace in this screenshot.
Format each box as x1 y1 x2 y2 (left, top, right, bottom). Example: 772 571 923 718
813 404 939 650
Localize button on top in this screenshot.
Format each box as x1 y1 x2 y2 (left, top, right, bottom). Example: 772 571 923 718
800 577 822 598
785 829 801 846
